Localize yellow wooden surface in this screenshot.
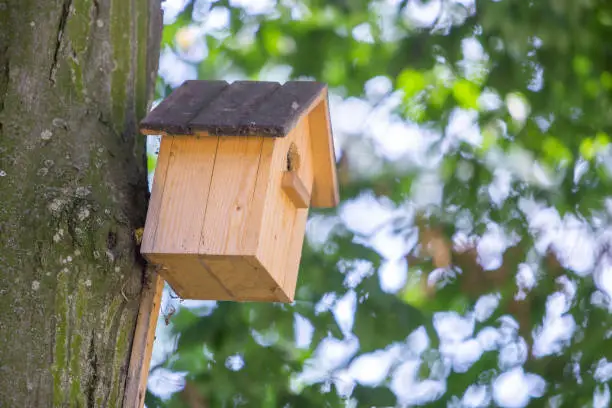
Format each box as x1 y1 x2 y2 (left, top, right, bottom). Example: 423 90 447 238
154 136 219 253
199 136 264 256
199 256 284 301
309 92 340 208
295 116 315 193
140 92 337 302
281 171 310 209
277 117 314 299
123 269 164 408
253 118 314 301
279 208 309 301
141 136 174 254
147 253 230 300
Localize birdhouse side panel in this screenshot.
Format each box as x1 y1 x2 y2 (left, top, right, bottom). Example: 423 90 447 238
193 135 285 301
276 117 314 299
292 116 314 199
198 136 265 257
148 136 219 255
141 135 174 255
309 96 339 208
279 209 309 301
255 117 314 299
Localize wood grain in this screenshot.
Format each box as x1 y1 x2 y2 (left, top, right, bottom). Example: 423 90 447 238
280 208 309 301
309 92 340 208
147 253 230 300
139 82 339 302
140 80 229 135
243 81 326 137
254 118 314 299
199 136 264 256
282 171 310 209
199 256 283 302
292 116 315 201
278 117 314 298
152 136 218 253
190 81 281 135
140 80 328 138
122 268 164 408
141 136 174 255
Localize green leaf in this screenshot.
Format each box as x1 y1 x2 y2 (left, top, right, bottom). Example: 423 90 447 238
352 385 396 406
452 79 480 110
573 55 592 77
397 69 427 99
147 153 157 174
542 137 573 165
580 138 596 160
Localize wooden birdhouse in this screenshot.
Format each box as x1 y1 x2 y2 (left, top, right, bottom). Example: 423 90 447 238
139 80 338 302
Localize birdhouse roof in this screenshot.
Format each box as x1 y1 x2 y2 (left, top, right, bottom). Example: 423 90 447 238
140 80 339 207
141 80 328 137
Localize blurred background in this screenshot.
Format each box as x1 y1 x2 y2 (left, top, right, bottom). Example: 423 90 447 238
145 1 612 406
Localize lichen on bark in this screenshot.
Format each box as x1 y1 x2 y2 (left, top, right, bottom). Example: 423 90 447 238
0 0 162 406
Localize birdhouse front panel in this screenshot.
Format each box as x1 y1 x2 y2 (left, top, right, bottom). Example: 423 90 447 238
140 80 338 302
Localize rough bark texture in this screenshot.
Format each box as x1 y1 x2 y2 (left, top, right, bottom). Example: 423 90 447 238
0 0 161 406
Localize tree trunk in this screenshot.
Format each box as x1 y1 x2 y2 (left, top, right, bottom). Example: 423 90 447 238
0 0 161 406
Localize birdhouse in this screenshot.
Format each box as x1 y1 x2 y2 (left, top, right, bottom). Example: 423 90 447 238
139 80 338 302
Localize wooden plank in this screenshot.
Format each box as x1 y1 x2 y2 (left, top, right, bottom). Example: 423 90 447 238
141 136 174 255
199 136 264 256
141 80 329 137
309 94 340 208
152 136 218 254
292 116 315 200
255 119 314 295
280 116 314 209
280 208 309 301
278 117 314 298
281 171 310 209
151 254 231 300
199 256 283 302
139 80 338 210
140 80 229 135
123 268 164 408
190 81 281 136
244 81 326 137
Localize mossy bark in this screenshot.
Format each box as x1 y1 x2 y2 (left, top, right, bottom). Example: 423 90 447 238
0 0 161 406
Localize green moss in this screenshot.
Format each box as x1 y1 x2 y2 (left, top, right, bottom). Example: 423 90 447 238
51 266 92 407
110 0 133 133
69 333 83 404
76 280 87 320
108 314 131 405
135 0 149 121
67 281 88 404
116 318 130 359
51 0 93 100
104 296 125 404
65 0 92 55
70 59 84 97
52 270 69 407
105 297 122 334
51 366 63 407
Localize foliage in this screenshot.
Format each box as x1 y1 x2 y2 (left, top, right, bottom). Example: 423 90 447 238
147 0 612 406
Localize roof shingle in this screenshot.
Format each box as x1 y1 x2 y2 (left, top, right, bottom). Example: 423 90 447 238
140 80 327 137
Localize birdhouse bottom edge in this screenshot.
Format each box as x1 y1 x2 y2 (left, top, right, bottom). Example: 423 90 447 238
143 252 295 303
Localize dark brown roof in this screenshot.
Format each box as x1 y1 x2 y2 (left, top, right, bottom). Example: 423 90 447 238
140 80 327 137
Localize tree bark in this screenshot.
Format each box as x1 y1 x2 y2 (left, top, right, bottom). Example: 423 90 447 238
0 0 161 406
